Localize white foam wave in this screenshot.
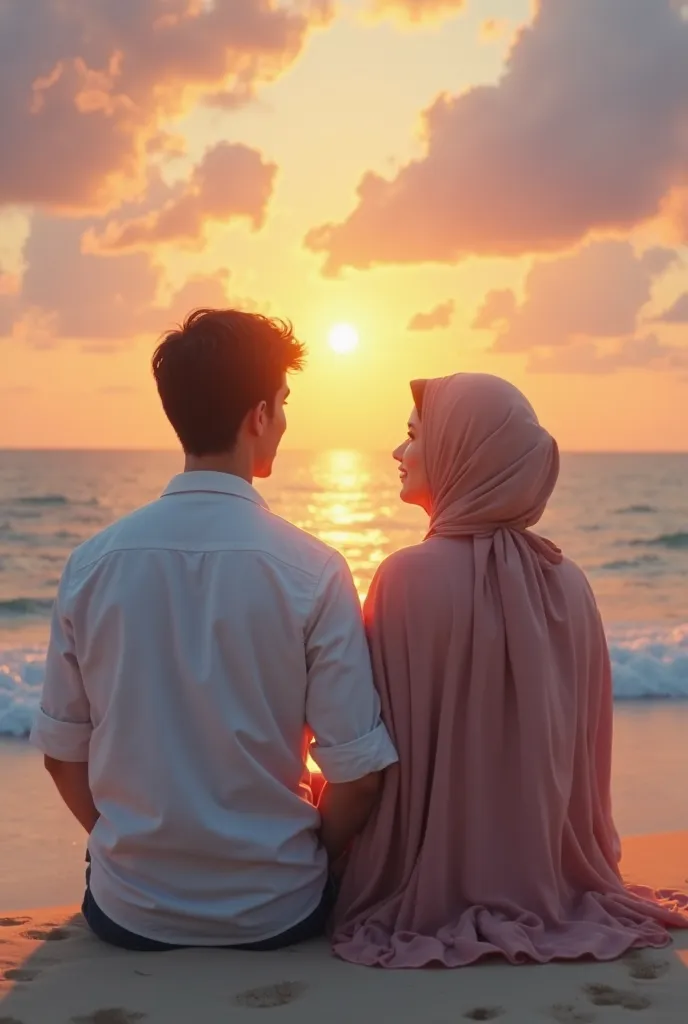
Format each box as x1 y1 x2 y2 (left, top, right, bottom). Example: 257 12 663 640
0 648 47 738
608 624 688 700
2 626 687 737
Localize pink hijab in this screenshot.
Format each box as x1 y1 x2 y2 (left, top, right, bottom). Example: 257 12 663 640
331 373 688 968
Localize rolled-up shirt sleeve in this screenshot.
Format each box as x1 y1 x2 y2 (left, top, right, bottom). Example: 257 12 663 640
305 552 398 783
30 567 92 762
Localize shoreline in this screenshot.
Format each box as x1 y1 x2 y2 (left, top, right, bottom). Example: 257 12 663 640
5 708 688 913
1 833 686 1023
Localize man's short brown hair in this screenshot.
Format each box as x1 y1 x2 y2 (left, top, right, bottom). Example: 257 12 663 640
152 308 306 456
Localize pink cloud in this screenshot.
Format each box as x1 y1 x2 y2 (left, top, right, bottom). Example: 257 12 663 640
469 239 688 375
655 293 688 325
0 215 235 348
472 289 516 330
0 1 329 213
85 143 277 253
474 241 678 353
305 0 688 273
19 217 162 340
528 335 688 375
163 272 234 328
0 268 20 297
407 299 454 331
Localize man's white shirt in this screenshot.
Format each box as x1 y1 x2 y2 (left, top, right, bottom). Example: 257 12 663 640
31 471 397 945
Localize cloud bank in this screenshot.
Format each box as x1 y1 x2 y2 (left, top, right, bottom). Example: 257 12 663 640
0 215 233 348
0 0 328 213
473 241 677 352
528 335 688 375
86 144 277 253
471 240 686 375
306 0 688 273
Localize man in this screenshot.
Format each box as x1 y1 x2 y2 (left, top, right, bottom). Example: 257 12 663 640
31 308 397 952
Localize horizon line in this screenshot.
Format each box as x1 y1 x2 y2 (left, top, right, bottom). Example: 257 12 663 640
1 447 688 457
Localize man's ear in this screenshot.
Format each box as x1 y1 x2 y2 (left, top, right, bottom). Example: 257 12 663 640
246 401 268 438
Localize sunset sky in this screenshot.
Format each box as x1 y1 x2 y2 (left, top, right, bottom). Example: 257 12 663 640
2 0 688 452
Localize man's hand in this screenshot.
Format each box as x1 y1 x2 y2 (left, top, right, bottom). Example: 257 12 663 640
317 772 382 862
44 757 99 834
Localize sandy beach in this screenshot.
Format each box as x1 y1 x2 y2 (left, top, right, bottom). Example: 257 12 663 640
1 832 686 1024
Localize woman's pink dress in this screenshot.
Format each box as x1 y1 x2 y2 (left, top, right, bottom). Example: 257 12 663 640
331 374 688 968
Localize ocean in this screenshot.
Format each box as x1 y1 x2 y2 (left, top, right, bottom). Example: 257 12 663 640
1 449 687 739
1 449 687 908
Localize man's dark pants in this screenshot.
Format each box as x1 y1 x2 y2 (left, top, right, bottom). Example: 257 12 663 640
82 856 336 953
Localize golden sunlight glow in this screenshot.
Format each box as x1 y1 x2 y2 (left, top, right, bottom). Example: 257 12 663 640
328 323 359 355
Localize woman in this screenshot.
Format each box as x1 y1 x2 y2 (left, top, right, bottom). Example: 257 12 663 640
331 373 687 968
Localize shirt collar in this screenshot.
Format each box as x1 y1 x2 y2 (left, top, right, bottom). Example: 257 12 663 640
162 471 269 510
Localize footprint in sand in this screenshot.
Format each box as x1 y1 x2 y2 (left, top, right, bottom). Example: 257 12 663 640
4 968 41 982
463 1009 504 1021
235 981 307 1008
21 927 72 942
623 953 671 981
550 1004 595 1024
0 919 30 928
583 983 651 1011
71 1011 146 1024
0 1016 25 1024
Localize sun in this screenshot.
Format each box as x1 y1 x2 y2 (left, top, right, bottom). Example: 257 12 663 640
328 323 359 355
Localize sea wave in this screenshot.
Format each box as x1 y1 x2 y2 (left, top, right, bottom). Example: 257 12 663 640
0 598 53 618
1 494 101 510
614 505 658 515
0 524 82 546
15 494 69 507
600 555 662 572
1 624 687 739
630 531 688 551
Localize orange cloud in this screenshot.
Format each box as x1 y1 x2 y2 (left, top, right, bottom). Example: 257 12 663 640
306 0 688 273
0 1 329 214
368 0 465 23
145 131 188 159
85 143 277 253
0 269 20 297
661 187 688 243
473 241 677 353
407 300 454 331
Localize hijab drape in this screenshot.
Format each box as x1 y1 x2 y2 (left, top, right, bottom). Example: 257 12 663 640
331 373 687 968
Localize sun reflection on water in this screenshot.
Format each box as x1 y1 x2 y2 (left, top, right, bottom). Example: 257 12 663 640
263 449 426 603
309 450 378 600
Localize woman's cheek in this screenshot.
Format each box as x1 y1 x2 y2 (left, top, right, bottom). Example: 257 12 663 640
405 442 420 473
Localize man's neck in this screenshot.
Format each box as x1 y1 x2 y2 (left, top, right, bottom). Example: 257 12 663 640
184 452 253 484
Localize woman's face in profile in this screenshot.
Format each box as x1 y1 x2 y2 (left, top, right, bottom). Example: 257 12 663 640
393 406 431 513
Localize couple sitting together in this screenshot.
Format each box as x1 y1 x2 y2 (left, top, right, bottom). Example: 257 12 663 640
32 308 687 967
